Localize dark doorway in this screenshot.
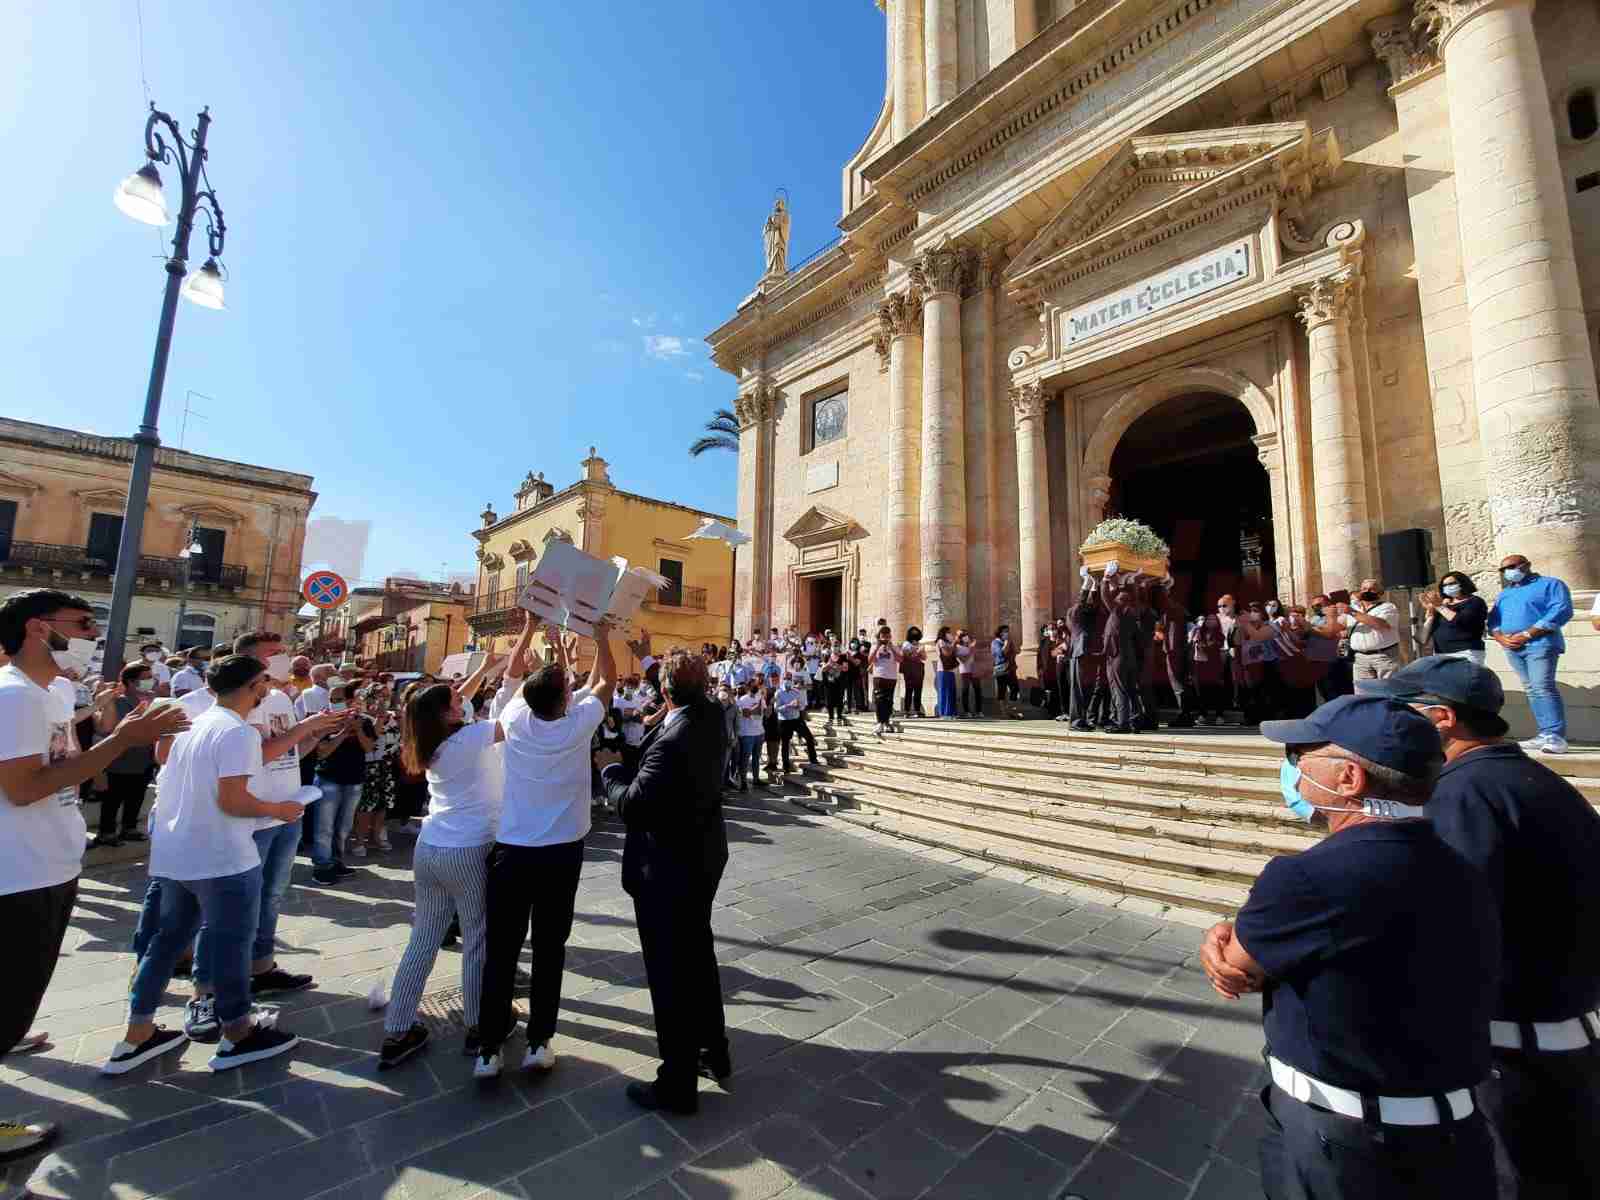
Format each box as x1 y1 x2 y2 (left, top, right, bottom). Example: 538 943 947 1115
1107 392 1275 614
806 574 843 635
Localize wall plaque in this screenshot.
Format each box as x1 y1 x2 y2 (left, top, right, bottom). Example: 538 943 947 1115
806 460 839 493
1062 239 1251 347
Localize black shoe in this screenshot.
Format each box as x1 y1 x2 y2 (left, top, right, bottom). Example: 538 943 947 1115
698 1047 733 1084
463 1026 481 1057
333 863 356 878
251 967 314 997
625 1079 698 1115
101 1026 188 1076
1104 725 1134 734
379 1023 430 1071
120 830 148 842
209 1023 299 1072
171 957 194 980
89 835 120 849
310 868 339 886
1069 721 1092 732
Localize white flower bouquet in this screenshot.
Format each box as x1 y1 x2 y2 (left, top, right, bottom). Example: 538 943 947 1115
1080 518 1170 576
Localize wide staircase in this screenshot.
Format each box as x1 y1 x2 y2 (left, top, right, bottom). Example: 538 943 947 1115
782 715 1600 921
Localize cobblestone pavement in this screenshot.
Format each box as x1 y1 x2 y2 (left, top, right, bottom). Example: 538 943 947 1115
5 797 1268 1200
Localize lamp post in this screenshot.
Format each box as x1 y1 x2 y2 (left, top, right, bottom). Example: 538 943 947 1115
103 104 228 676
171 519 204 650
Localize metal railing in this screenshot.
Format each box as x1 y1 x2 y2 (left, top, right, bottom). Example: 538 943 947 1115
646 584 707 611
0 541 246 588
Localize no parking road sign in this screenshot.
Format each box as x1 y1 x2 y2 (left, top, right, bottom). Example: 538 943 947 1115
302 571 349 610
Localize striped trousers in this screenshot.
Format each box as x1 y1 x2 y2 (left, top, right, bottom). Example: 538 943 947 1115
385 840 490 1036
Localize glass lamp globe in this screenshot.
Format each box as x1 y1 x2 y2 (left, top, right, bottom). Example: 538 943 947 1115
114 163 170 226
181 258 226 310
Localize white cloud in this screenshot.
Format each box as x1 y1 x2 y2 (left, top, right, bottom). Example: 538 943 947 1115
684 370 705 382
644 334 691 359
631 313 657 329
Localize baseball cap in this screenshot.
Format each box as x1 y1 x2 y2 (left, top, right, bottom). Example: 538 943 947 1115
1260 693 1443 778
1356 657 1509 736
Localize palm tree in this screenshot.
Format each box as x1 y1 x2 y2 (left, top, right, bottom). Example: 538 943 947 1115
689 408 740 457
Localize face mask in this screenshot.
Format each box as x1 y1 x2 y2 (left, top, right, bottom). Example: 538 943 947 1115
1280 757 1427 822
1358 590 1380 602
1265 603 1279 615
135 677 156 693
329 702 347 713
264 654 291 681
327 676 347 688
50 636 96 675
1218 606 1234 616
144 650 161 662
1502 568 1525 584
1441 583 1461 597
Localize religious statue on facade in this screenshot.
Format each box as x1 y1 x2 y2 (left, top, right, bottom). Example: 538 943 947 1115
762 194 790 279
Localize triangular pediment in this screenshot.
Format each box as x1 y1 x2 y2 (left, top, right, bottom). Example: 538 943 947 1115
1006 123 1337 294
783 505 860 547
176 501 245 528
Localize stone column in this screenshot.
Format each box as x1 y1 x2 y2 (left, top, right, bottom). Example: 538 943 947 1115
879 291 925 634
1011 382 1052 679
734 383 776 641
1423 0 1600 581
916 246 969 633
1297 268 1374 591
891 0 927 139
924 0 958 111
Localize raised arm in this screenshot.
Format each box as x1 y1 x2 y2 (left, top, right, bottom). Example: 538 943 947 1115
587 620 617 708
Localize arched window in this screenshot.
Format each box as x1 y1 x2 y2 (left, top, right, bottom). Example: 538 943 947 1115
177 611 216 652
1569 88 1598 142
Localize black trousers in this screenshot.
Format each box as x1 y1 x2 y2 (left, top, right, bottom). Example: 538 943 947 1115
1478 1042 1600 1198
1258 1084 1494 1200
479 838 585 1051
825 682 846 721
1 879 77 1055
901 674 924 716
1069 655 1108 725
849 675 867 712
873 678 896 725
633 877 727 1100
960 674 982 715
778 718 817 768
99 769 151 835
1106 655 1142 729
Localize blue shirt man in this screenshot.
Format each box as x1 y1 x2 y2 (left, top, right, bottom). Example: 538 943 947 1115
1486 553 1573 753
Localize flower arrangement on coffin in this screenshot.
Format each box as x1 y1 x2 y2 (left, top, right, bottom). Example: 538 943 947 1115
1080 518 1171 577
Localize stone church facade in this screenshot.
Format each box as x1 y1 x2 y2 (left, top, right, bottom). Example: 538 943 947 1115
709 0 1600 733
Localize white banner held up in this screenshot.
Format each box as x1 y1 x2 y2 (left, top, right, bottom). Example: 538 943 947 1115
517 541 668 636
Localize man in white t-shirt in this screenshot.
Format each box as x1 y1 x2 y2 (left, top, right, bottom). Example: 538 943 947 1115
0 590 187 1155
139 641 172 695
110 654 308 1077
474 620 615 1079
169 648 207 697
1339 578 1401 681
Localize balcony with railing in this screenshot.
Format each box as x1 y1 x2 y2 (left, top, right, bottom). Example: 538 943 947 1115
645 584 707 612
0 541 247 589
466 586 523 637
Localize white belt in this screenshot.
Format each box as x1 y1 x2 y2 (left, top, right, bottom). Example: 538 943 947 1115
1268 1057 1474 1126
1490 1011 1600 1052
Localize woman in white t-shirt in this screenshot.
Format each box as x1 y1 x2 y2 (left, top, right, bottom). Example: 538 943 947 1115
869 628 903 735
379 681 508 1070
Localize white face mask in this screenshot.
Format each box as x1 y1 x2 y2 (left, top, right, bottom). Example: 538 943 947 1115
144 650 161 662
329 702 347 713
264 654 291 681
51 637 96 675
135 677 156 692
327 675 347 688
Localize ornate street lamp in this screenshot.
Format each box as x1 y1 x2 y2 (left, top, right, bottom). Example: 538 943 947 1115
172 521 204 650
102 104 228 675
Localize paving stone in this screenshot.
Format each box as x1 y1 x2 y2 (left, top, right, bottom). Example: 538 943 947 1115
393 1101 590 1199
1190 1156 1263 1199
103 1106 317 1197
864 982 965 1036
355 1079 529 1162
522 1113 693 1198
1064 1145 1193 1199
674 1136 800 1200
1212 1092 1268 1172
945 985 1051 1042
982 1022 1090 1093
1003 1088 1115 1168
927 1130 1072 1198
910 1070 1030 1152
835 1120 959 1200
163 1128 376 1200
1031 993 1129 1042
1108 1085 1232 1182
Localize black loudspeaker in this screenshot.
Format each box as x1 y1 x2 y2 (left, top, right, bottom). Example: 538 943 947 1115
1378 528 1434 588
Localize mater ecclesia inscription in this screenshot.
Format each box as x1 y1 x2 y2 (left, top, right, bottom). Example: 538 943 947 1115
1062 240 1251 346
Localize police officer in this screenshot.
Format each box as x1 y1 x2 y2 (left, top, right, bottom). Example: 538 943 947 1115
1363 657 1600 1197
1199 693 1500 1199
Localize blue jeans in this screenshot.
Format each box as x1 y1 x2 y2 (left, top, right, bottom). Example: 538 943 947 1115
736 735 762 785
313 782 362 869
130 866 262 1025
1505 641 1565 738
934 670 958 717
253 818 302 964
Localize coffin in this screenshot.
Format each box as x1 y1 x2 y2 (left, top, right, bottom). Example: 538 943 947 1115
1080 541 1169 578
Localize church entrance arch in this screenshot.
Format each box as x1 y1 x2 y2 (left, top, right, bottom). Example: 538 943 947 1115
1080 365 1291 613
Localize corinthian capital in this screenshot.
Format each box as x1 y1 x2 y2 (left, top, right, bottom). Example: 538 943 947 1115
734 381 776 430
1295 268 1362 332
1412 0 1491 54
1009 381 1047 427
877 290 924 342
913 246 969 296
1366 15 1419 86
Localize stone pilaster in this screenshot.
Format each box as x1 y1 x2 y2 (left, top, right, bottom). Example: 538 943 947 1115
1297 268 1374 591
915 246 969 634
734 381 777 642
891 0 926 140
879 290 925 635
1421 0 1600 583
924 0 958 112
974 250 1003 644
1011 382 1052 681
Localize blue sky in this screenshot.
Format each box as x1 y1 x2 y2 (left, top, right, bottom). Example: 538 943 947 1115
3 2 885 587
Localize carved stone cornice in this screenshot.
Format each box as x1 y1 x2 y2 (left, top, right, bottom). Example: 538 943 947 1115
1295 267 1363 332
1278 216 1365 259
912 246 970 297
1009 382 1048 427
734 380 778 430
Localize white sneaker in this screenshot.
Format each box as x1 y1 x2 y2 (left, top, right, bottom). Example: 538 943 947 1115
351 843 367 858
474 1050 502 1079
1522 734 1570 754
522 1042 556 1072
183 996 219 1043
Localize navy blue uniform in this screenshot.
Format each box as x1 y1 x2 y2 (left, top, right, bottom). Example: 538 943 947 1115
1428 743 1600 1198
1235 820 1500 1200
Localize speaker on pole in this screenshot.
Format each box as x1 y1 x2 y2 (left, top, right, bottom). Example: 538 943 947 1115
1378 528 1434 589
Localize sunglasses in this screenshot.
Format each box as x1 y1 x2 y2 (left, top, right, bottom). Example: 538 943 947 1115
47 616 98 632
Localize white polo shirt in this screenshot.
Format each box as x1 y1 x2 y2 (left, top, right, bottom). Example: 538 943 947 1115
170 665 204 696
0 665 87 895
1343 601 1400 653
150 706 263 882
496 692 605 846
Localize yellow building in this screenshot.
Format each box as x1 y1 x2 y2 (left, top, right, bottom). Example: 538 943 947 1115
353 587 472 674
0 417 315 651
468 450 735 671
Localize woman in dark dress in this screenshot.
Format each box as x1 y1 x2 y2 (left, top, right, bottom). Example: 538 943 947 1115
1421 570 1489 666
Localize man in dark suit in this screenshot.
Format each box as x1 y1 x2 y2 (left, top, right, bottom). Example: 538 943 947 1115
597 653 730 1114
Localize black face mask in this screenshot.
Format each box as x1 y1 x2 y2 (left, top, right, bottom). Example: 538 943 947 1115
1358 590 1380 602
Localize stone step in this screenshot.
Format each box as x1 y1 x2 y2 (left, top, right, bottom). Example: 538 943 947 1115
828 801 1251 916
807 756 1313 857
